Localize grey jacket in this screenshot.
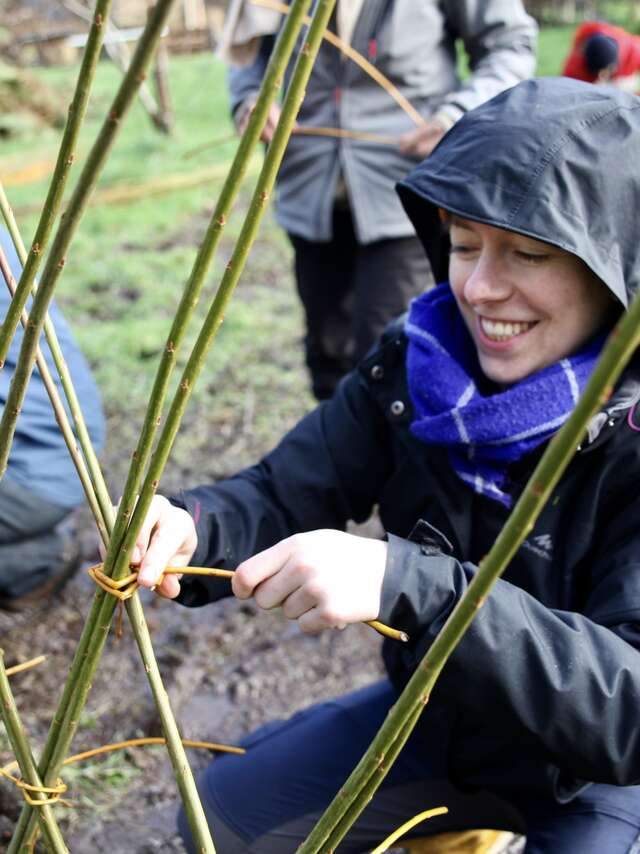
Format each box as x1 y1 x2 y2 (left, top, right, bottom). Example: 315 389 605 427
228 0 537 244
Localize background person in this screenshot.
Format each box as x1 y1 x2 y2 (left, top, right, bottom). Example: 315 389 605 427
133 78 640 852
562 19 640 90
226 0 537 399
0 228 105 611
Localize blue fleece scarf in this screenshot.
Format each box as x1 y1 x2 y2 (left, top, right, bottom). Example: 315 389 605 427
405 283 604 507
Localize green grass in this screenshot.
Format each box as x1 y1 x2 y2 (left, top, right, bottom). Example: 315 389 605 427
1 53 291 415
535 25 578 76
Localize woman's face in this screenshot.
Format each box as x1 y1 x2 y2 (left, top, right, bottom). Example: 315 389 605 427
448 217 615 385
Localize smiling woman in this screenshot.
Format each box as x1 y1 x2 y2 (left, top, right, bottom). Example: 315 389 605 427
132 78 640 853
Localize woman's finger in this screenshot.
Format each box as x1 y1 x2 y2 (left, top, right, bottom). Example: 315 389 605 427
137 504 195 588
281 585 316 620
253 554 305 610
296 607 328 635
129 495 163 567
154 574 182 600
233 538 295 599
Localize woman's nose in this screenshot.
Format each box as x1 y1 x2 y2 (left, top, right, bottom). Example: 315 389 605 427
462 254 512 306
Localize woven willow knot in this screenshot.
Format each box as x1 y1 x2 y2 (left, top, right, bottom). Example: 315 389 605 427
0 768 67 807
87 564 139 601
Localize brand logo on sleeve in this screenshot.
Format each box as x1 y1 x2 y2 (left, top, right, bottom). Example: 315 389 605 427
522 533 553 561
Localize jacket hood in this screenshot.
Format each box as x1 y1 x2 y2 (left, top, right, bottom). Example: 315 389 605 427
397 77 640 307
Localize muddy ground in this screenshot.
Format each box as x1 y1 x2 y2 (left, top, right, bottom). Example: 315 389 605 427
0 219 386 852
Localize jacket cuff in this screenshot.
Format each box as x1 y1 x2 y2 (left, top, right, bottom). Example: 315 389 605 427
232 93 259 129
167 490 234 610
433 105 464 129
379 533 467 639
168 490 210 568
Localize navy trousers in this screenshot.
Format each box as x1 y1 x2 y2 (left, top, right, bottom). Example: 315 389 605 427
178 681 640 853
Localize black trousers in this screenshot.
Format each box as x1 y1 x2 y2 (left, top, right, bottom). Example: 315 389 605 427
289 207 433 399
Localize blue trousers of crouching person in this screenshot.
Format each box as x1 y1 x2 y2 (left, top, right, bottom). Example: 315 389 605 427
177 681 640 853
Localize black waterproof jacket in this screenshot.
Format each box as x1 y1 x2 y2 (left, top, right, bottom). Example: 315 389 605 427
173 338 640 801
172 80 640 803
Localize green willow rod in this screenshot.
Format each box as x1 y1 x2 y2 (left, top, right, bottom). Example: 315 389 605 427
13 586 215 854
108 0 313 586
0 186 112 529
0 651 68 854
322 704 425 854
0 246 109 543
125 592 216 851
0 0 176 481
299 299 640 853
13 3 327 848
13 3 311 835
12 545 215 845
117 0 337 588
0 0 113 366
18 6 309 838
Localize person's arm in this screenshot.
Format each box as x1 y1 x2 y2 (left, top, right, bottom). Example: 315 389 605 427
439 0 538 124
379 501 640 786
400 0 537 159
135 367 394 606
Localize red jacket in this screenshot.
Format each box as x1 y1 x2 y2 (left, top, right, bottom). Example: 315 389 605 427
562 21 640 83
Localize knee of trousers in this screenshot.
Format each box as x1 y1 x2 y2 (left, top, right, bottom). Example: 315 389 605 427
176 770 249 854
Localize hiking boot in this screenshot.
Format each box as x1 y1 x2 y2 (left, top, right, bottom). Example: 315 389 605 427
0 536 81 612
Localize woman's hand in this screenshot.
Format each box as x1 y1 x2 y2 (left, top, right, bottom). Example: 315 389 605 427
129 496 197 599
233 530 387 634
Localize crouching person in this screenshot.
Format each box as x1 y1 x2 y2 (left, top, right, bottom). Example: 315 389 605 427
133 79 640 852
0 229 105 610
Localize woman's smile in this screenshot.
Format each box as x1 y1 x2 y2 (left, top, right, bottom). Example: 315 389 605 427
477 316 538 346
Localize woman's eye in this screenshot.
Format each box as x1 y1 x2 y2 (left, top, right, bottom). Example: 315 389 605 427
515 250 549 264
449 244 478 256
